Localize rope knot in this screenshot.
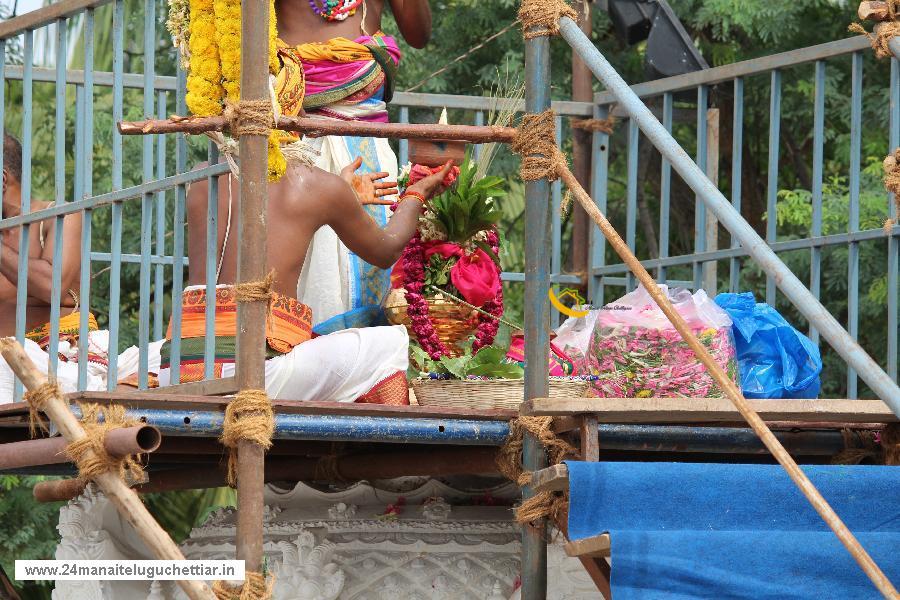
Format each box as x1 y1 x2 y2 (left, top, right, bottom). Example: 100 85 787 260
224 99 274 138
571 116 616 134
65 403 145 482
23 381 61 436
234 270 276 305
213 571 273 600
220 390 275 487
849 20 900 59
518 0 578 38
512 110 568 183
882 423 900 466
882 148 900 233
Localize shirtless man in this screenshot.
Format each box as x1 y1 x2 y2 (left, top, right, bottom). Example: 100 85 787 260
276 0 432 48
160 160 450 401
0 134 81 337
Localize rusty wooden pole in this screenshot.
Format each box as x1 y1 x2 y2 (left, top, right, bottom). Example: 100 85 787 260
703 108 720 294
570 0 592 285
0 424 160 470
234 0 269 578
118 116 518 143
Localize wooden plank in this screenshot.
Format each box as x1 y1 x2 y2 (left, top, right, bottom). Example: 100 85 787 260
553 507 612 600
580 415 600 461
140 377 238 396
565 534 611 558
530 463 569 493
0 0 114 39
522 397 898 423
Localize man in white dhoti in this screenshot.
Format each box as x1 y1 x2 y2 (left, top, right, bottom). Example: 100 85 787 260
157 158 451 404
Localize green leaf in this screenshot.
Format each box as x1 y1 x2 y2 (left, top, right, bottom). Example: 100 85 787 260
438 355 472 379
467 363 525 378
470 345 507 366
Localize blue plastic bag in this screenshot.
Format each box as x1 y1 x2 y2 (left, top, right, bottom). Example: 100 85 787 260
714 292 822 399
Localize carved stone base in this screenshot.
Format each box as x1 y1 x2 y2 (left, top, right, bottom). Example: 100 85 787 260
53 478 601 599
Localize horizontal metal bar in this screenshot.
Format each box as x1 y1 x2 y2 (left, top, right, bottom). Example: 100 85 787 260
79 407 513 445
0 0 112 39
2 65 593 116
601 276 694 289
593 227 900 275
90 252 187 266
0 164 228 229
562 17 900 416
501 272 582 284
594 36 870 105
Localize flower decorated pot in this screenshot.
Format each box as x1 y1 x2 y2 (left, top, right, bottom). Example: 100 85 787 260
384 288 478 357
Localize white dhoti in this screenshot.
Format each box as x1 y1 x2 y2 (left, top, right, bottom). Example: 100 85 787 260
0 335 107 404
157 325 409 402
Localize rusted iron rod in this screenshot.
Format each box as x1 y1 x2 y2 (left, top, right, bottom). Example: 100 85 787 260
33 447 500 501
0 338 215 600
118 115 518 143
0 425 161 470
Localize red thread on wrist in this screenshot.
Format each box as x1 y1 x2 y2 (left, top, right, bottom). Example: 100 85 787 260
399 190 427 207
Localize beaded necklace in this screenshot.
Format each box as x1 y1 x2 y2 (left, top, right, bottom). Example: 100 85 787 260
308 0 364 21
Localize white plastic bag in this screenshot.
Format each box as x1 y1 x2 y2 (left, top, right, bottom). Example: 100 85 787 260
589 286 738 398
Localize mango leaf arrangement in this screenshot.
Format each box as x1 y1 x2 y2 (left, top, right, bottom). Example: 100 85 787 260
410 344 524 380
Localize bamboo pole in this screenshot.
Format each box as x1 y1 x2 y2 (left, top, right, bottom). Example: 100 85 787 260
234 0 269 580
117 115 517 143
0 338 216 600
553 163 900 599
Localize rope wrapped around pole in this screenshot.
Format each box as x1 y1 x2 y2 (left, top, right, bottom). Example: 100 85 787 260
510 108 900 598
213 571 273 600
518 0 577 38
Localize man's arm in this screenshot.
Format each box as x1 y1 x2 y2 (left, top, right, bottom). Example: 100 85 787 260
0 213 82 304
388 0 432 48
325 162 451 269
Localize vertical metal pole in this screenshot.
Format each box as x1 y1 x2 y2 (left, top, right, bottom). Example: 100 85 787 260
14 30 34 401
810 61 825 346
138 1 155 389
766 69 782 306
399 106 409 166
658 93 672 284
889 58 899 383
48 17 68 380
551 115 562 327
693 85 708 290
847 52 862 398
703 108 720 295
625 117 638 292
570 0 592 282
154 91 167 341
589 104 609 305
235 0 270 574
170 66 188 384
473 110 484 162
522 28 551 600
729 78 744 293
77 10 95 390
204 142 218 380
107 0 125 389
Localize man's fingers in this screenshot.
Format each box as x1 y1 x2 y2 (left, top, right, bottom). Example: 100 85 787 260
375 180 398 189
375 187 399 197
367 199 396 206
369 171 390 181
352 156 363 169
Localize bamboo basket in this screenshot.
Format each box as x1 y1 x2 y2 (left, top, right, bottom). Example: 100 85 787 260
411 377 591 410
384 289 478 357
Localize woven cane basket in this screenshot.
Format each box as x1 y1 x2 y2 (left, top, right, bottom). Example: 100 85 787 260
411 378 591 410
384 289 478 357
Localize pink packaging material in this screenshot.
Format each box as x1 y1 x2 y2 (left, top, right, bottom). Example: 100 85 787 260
589 286 739 398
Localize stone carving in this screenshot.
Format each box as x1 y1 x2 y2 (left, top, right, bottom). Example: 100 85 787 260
420 497 451 521
270 532 345 600
327 502 358 520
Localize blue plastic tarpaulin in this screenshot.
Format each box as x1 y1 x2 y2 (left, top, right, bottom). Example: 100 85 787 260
566 461 900 599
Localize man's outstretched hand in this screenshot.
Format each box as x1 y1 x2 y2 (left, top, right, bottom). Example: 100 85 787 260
340 157 399 206
405 160 454 202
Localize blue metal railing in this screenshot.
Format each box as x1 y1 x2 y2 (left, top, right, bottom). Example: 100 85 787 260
588 38 900 400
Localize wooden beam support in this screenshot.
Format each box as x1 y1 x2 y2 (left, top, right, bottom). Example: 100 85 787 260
118 116 518 144
522 397 897 423
565 534 611 558
530 463 569 493
580 415 600 461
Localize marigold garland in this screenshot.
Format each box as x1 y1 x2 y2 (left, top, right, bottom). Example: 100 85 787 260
184 0 286 180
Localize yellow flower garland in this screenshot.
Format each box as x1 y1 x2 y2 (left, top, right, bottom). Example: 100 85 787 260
186 0 286 180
